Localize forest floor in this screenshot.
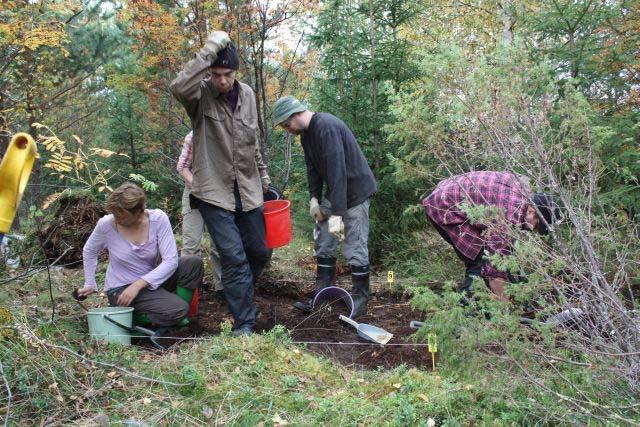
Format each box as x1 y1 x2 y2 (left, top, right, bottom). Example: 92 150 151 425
153 273 434 370
1 224 460 425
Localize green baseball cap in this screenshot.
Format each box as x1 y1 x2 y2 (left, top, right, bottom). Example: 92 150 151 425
272 96 307 126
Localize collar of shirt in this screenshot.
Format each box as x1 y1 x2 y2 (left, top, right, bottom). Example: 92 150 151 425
222 80 239 111
306 111 320 134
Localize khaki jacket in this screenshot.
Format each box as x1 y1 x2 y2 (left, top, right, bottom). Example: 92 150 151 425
170 52 268 212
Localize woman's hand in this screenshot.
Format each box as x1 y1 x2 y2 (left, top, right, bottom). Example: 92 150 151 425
77 287 97 298
116 280 148 306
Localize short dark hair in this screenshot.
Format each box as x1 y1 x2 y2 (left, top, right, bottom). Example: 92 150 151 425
532 193 560 235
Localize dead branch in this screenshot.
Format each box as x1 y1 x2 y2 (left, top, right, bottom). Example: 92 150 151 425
0 360 11 427
15 325 189 387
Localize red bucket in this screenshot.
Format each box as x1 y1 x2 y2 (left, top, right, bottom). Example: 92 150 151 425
263 200 292 248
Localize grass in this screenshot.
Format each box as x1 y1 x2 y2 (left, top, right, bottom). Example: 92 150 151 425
3 213 623 425
1 279 456 425
0 223 469 426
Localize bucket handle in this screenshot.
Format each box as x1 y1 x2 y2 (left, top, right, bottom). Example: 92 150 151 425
102 313 137 333
102 313 166 350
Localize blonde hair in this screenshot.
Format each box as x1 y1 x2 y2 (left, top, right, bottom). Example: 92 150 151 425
105 182 146 214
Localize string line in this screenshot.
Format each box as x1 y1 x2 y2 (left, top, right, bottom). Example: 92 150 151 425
88 333 433 347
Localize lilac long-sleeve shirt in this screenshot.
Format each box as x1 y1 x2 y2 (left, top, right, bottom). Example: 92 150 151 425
82 209 179 292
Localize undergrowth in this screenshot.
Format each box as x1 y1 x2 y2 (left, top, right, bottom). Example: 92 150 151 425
1 216 637 425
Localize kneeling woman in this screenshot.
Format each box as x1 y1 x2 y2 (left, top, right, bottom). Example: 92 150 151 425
78 182 202 327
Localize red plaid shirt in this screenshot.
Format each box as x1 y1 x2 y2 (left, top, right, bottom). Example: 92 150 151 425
422 171 531 279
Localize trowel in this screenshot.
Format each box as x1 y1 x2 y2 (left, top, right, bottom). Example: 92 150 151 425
339 315 393 345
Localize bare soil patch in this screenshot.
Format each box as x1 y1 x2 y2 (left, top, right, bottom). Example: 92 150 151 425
156 277 436 371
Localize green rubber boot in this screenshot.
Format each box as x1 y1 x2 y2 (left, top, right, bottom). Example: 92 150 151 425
177 317 190 327
133 312 151 326
175 286 194 326
175 286 194 305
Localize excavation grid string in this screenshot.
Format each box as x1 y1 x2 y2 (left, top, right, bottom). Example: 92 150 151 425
88 333 432 347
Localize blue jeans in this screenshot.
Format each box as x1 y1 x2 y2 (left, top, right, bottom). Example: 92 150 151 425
193 188 269 331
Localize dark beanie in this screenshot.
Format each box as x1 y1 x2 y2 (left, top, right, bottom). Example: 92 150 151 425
210 43 239 70
532 193 560 235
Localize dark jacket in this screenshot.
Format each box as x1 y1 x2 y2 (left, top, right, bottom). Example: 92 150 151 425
301 113 377 216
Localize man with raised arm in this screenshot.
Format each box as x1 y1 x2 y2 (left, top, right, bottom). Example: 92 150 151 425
170 31 271 336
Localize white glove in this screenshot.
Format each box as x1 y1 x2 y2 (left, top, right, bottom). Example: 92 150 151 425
328 215 344 241
200 31 231 62
309 197 326 222
261 175 271 193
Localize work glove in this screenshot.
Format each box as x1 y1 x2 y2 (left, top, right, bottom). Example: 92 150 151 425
200 31 231 62
309 197 326 222
328 215 344 241
261 175 271 193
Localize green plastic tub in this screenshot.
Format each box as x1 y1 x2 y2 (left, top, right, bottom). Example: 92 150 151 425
87 306 134 345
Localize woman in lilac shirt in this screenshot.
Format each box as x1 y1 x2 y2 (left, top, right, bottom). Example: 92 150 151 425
77 182 203 327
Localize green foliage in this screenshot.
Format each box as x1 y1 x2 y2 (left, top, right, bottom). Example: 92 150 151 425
219 320 233 336
28 205 44 220
594 112 640 216
2 0 639 424
263 324 293 344
523 1 624 92
520 0 640 217
128 173 158 193
180 364 205 393
309 0 421 175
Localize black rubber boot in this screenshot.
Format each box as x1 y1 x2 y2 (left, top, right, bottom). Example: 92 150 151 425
350 265 370 318
293 257 336 312
458 274 475 307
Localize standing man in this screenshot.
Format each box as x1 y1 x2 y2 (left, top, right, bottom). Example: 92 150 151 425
176 131 222 295
422 171 559 302
272 96 377 318
170 31 271 336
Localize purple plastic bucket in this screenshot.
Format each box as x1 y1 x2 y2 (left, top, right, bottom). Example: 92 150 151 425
312 286 355 318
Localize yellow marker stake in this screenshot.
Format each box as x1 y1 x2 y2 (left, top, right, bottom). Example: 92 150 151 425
0 133 38 235
427 333 438 371
387 271 394 285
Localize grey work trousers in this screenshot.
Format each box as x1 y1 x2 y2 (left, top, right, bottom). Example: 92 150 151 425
107 255 203 327
314 199 370 267
182 187 222 289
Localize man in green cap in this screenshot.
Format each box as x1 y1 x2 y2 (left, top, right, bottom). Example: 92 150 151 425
272 96 377 318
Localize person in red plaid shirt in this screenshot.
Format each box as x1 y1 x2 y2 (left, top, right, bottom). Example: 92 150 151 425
422 171 559 302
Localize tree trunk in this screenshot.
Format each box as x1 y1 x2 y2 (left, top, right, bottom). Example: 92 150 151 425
369 0 379 172
0 94 9 159
127 95 138 169
27 95 41 207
